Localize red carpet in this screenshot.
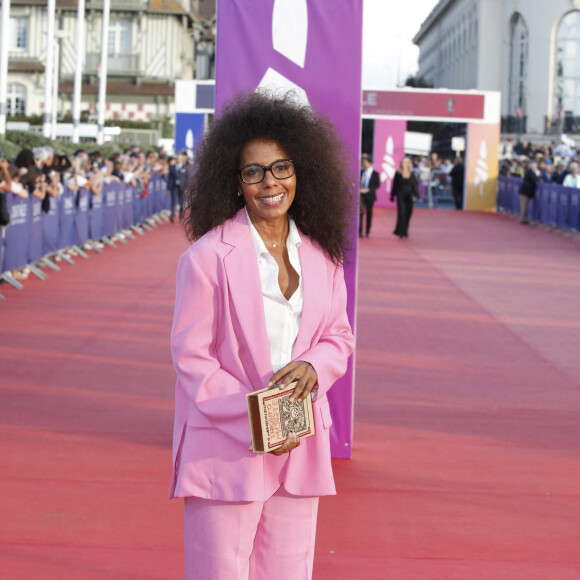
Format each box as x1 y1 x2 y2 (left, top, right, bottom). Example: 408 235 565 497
1 209 580 579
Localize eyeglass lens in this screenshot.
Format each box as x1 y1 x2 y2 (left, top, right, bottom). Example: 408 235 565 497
240 160 294 184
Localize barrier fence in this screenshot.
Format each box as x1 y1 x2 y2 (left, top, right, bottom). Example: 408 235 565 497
0 174 170 296
497 176 580 237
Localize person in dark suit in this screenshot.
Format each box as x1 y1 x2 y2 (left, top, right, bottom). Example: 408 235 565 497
450 157 465 210
359 154 380 238
167 150 188 222
518 161 539 224
390 157 419 238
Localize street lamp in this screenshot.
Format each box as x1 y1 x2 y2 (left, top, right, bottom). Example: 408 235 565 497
51 29 69 140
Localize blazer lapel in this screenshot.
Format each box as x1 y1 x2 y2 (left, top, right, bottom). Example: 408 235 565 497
222 210 273 387
293 236 328 358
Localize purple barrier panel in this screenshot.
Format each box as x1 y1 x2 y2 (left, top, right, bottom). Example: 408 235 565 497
89 192 104 240
538 185 550 222
150 174 159 213
74 188 91 246
497 176 508 208
496 176 504 207
557 188 571 228
58 187 76 249
123 185 134 229
510 177 522 213
102 183 117 237
42 194 60 255
133 192 143 224
159 174 169 212
569 190 580 230
144 180 154 218
547 185 559 225
3 195 31 272
28 196 44 264
115 182 125 233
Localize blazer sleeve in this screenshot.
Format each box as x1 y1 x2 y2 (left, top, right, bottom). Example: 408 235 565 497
369 170 381 194
298 263 355 400
390 172 400 200
171 249 251 444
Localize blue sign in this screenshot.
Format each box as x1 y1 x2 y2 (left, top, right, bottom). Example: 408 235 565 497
174 113 205 159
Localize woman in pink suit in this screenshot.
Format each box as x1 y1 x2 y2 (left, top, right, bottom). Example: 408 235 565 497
171 92 355 580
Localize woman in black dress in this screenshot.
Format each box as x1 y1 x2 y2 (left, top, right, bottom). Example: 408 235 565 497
390 157 419 238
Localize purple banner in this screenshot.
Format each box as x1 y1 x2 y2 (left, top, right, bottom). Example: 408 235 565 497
59 188 76 249
42 194 60 255
3 195 31 272
89 191 104 241
215 0 363 458
75 188 90 246
28 196 44 264
373 120 407 207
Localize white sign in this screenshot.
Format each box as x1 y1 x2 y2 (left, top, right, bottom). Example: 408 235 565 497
452 136 466 152
404 131 433 156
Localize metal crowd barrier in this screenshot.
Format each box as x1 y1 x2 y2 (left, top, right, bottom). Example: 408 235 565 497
497 176 580 238
0 174 171 295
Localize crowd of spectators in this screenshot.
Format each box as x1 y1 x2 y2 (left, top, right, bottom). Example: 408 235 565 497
0 144 186 280
499 135 580 187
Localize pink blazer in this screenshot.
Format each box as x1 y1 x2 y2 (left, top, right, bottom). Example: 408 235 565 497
170 209 355 501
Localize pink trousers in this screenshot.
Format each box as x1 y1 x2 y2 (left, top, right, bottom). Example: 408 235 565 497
184 487 319 580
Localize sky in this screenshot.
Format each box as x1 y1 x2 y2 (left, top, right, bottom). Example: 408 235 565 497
362 0 440 89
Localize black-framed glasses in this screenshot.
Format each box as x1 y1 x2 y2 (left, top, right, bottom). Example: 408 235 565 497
238 159 295 184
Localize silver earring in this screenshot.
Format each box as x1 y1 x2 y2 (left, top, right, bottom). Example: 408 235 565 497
237 191 242 197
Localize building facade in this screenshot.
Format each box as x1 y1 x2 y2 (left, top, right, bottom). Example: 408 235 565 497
413 0 580 135
5 0 216 124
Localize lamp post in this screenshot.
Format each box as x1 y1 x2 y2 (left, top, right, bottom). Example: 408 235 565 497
0 0 12 137
51 30 68 141
72 0 86 144
42 0 56 138
96 0 111 145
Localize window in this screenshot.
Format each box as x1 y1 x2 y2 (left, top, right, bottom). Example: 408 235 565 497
7 84 27 117
508 13 528 117
554 11 580 118
108 20 131 56
107 20 133 73
9 16 28 51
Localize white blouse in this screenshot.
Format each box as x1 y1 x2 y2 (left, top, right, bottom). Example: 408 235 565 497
246 209 303 374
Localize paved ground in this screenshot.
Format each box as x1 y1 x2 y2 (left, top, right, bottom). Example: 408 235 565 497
1 207 579 579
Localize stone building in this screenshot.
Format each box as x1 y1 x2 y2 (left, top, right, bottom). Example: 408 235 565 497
413 0 580 135
5 0 216 123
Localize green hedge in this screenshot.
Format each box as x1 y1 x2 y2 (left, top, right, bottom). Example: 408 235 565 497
0 131 122 160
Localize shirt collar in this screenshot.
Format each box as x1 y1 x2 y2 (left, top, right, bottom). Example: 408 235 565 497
245 207 302 258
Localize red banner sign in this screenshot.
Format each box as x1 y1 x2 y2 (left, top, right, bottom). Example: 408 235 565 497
363 90 485 120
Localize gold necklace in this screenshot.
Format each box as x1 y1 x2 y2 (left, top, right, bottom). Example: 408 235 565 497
264 237 287 248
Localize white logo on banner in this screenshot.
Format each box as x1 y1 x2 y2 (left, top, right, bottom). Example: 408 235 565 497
257 0 310 105
272 0 308 67
474 139 488 197
380 136 397 188
185 129 194 151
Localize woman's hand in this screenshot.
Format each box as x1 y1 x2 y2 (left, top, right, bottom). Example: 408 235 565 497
270 431 300 455
268 360 318 403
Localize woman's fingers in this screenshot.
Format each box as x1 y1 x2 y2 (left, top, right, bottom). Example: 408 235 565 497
270 432 300 456
268 361 318 403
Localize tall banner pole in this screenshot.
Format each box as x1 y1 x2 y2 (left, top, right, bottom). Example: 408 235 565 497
72 0 86 144
97 0 110 145
0 0 11 137
42 0 56 138
50 37 60 140
215 0 363 458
